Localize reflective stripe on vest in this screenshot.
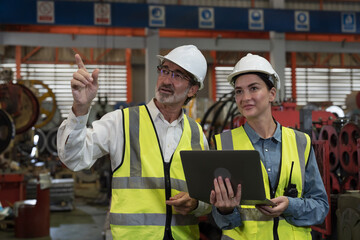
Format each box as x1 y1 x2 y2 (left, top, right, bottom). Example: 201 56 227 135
110 105 203 239
112 176 187 192
215 126 311 240
110 212 198 226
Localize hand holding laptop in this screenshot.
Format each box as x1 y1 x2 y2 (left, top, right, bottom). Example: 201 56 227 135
210 176 242 215
256 196 288 217
180 150 276 206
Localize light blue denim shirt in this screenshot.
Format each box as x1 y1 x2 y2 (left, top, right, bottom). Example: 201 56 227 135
212 121 329 229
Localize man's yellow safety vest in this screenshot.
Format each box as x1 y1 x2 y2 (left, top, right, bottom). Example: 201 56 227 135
214 125 312 240
110 105 204 240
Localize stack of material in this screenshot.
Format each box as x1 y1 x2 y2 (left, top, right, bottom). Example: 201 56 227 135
26 178 74 211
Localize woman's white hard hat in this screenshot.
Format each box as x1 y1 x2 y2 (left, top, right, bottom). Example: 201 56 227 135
227 53 280 90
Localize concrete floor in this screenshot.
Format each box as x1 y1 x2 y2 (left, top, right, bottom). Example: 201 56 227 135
0 198 108 240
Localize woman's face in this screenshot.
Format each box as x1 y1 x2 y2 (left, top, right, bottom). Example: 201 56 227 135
234 74 276 120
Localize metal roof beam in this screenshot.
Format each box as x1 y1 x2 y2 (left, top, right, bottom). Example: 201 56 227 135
2 32 360 54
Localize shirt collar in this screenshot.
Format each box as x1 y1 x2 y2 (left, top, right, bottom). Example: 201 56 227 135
243 121 282 144
147 98 184 125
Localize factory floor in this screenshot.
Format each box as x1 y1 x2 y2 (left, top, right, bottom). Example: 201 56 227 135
0 198 109 240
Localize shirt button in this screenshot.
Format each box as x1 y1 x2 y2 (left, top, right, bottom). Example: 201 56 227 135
265 149 268 152
267 168 271 172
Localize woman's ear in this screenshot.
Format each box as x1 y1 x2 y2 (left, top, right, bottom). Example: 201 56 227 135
269 87 276 102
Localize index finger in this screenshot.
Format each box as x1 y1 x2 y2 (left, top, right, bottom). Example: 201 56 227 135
75 54 86 70
169 192 186 200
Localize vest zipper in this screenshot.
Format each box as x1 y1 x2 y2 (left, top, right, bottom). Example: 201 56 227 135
164 162 174 240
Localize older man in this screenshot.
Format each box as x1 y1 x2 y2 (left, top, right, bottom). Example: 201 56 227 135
57 45 210 240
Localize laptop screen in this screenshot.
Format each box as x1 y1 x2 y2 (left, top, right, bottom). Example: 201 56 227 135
180 150 274 206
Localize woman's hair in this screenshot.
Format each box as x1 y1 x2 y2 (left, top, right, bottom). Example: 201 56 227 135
236 72 275 90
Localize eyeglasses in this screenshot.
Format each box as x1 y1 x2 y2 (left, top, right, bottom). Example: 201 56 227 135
157 65 191 82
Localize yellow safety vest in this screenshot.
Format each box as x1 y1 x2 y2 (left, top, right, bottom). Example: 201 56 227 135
214 126 311 240
110 105 204 240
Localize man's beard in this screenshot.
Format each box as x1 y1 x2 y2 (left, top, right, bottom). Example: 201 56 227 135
155 84 190 105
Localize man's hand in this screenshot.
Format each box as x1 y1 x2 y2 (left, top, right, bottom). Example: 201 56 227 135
71 54 99 116
166 192 198 215
210 176 241 215
256 196 289 218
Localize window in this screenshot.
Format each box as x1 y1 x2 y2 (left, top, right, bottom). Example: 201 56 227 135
215 66 233 100
0 63 127 119
285 68 360 108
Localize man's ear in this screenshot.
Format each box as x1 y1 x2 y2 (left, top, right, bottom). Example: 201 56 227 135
187 85 199 98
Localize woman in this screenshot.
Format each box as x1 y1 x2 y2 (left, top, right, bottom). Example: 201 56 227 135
210 54 329 240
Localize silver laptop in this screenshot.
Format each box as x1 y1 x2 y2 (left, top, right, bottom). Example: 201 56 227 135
180 150 275 206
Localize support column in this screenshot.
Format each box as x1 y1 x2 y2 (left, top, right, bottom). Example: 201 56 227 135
270 32 286 101
269 0 286 102
145 28 159 102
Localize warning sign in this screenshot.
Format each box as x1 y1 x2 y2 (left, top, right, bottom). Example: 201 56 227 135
295 11 310 31
94 3 111 25
37 1 54 24
199 8 214 29
249 9 264 30
149 5 165 27
342 12 356 33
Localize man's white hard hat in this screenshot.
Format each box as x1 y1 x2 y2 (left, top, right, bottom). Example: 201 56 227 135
227 53 280 90
157 45 207 90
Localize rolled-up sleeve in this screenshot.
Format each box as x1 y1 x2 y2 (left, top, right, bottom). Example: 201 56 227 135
211 206 242 229
57 109 124 171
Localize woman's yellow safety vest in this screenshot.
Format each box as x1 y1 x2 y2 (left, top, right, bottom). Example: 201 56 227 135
214 126 312 240
110 105 204 240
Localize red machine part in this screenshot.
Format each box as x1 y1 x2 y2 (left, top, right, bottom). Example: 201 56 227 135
339 123 359 174
329 172 341 194
312 140 331 236
271 102 336 129
341 175 359 192
0 174 25 207
319 125 339 171
312 129 318 141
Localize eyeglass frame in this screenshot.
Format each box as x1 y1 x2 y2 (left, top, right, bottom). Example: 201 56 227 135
156 65 193 83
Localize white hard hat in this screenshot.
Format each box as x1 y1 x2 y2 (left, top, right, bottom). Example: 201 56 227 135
227 53 280 90
157 45 207 90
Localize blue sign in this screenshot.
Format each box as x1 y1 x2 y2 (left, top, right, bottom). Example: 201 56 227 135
249 9 264 30
2 1 360 34
149 5 165 27
199 7 214 29
295 11 309 31
342 12 356 32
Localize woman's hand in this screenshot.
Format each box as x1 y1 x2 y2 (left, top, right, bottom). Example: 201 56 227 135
256 196 289 218
210 176 241 215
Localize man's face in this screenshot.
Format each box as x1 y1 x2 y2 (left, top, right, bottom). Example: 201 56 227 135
155 61 198 106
